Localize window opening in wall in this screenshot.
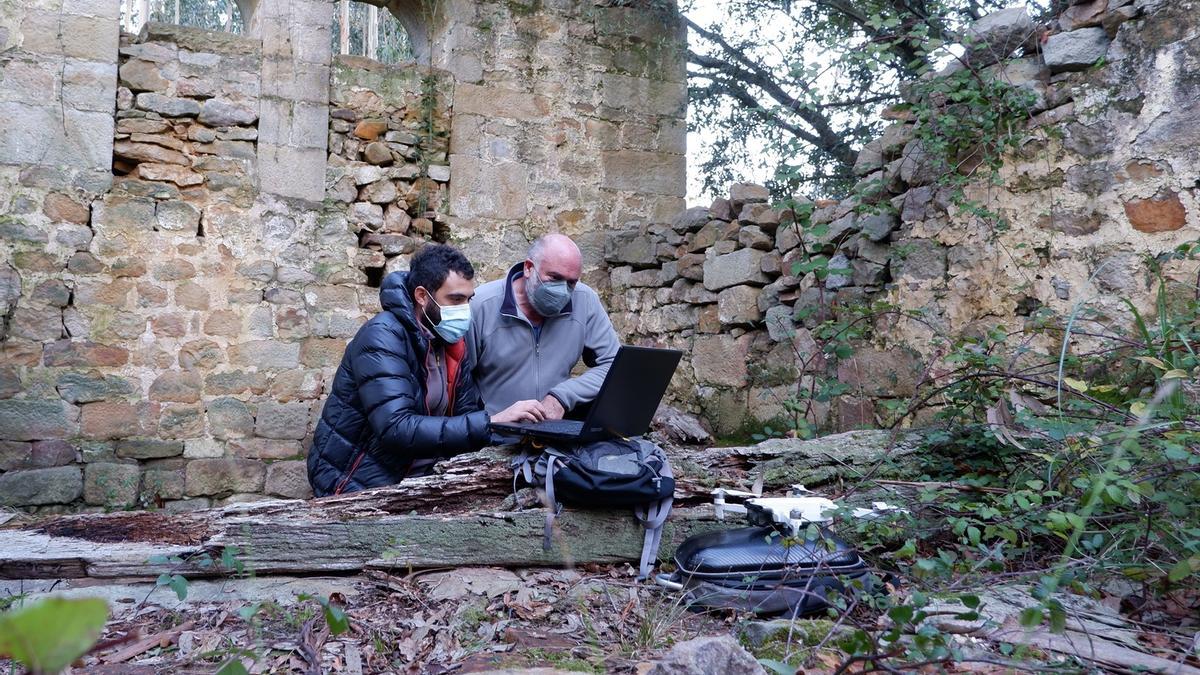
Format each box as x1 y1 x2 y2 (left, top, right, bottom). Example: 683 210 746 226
332 0 415 64
120 0 245 34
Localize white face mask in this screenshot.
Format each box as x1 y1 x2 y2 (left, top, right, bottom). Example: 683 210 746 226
423 292 472 343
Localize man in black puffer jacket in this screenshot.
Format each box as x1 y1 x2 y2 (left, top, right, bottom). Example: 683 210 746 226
308 244 546 496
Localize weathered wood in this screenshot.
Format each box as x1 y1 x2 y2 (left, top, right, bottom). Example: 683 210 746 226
0 431 917 581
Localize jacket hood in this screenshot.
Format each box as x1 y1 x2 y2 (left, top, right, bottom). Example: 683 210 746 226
380 271 419 330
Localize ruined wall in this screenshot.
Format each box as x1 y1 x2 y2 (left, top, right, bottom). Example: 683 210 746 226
430 0 687 283
0 0 686 512
606 0 1200 436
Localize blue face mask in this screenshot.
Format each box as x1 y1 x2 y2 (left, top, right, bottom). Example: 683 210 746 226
528 265 572 317
423 292 472 343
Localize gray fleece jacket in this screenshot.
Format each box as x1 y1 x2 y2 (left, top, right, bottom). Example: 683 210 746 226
467 263 620 415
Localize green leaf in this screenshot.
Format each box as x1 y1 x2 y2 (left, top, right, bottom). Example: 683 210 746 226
1018 607 1042 628
1062 377 1089 392
757 658 797 675
162 574 189 601
1168 557 1199 582
323 601 349 636
216 658 251 675
1048 604 1067 633
0 597 109 674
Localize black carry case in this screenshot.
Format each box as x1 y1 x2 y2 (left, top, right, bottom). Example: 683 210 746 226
656 525 874 617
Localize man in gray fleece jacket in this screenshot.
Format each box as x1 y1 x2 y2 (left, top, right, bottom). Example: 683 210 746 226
467 234 620 419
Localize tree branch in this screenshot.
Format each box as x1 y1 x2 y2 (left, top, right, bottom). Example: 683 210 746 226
684 17 857 168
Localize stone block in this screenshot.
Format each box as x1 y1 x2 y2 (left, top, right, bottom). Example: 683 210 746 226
179 339 224 370
199 97 258 126
898 140 939 187
729 183 769 208
1124 189 1186 232
717 285 763 325
258 145 327 202
149 371 203 403
638 304 698 333
962 7 1034 66
703 248 768 291
175 281 210 310
11 305 63 341
255 401 311 440
0 439 75 470
691 334 750 387
265 460 313 499
0 466 83 506
92 194 156 231
1042 27 1109 72
454 82 550 121
300 337 347 368
119 58 169 92
605 231 658 267
230 438 303 459
853 138 885 175
159 404 205 439
892 239 947 281
0 399 77 441
43 193 91 224
228 340 301 370
84 462 140 507
837 348 924 397
764 305 795 342
185 458 265 496
208 397 255 440
601 150 685 196
116 438 183 459
738 204 782 231
837 398 876 431
859 213 899 242
156 201 201 233
81 401 155 439
136 93 200 117
142 468 185 501
736 225 773 251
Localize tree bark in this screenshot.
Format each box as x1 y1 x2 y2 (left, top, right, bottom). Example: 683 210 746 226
0 431 921 581
339 0 350 55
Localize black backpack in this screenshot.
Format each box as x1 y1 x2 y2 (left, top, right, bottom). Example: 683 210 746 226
513 437 675 579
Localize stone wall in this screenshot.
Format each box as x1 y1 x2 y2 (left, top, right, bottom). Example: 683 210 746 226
605 0 1200 437
428 0 688 283
0 0 687 512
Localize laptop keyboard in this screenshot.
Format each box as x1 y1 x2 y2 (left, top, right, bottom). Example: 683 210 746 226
520 420 584 434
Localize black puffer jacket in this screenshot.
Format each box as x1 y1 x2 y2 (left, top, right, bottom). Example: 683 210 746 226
307 272 491 496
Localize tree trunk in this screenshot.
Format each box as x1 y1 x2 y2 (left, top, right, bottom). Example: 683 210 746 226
0 431 921 582
339 0 350 55
365 4 378 59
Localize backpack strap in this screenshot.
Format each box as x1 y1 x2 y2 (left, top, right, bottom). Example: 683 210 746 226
633 440 675 580
542 454 563 551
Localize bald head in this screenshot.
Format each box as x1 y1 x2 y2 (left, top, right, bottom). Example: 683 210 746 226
526 234 582 282
527 234 581 270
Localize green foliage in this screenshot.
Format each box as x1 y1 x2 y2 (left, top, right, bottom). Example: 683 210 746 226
746 236 1200 669
685 0 1055 198
144 0 243 33
908 69 1039 232
0 597 108 675
298 593 350 636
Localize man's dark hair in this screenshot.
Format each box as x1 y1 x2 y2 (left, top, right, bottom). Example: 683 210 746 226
405 244 475 298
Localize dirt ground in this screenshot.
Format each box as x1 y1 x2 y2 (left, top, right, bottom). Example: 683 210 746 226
15 564 758 674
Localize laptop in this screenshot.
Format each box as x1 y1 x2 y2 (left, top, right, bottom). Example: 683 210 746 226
489 345 683 442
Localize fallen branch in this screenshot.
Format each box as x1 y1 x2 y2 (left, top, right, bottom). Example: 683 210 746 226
102 620 195 664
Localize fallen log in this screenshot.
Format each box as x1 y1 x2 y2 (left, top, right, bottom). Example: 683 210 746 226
0 430 923 582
